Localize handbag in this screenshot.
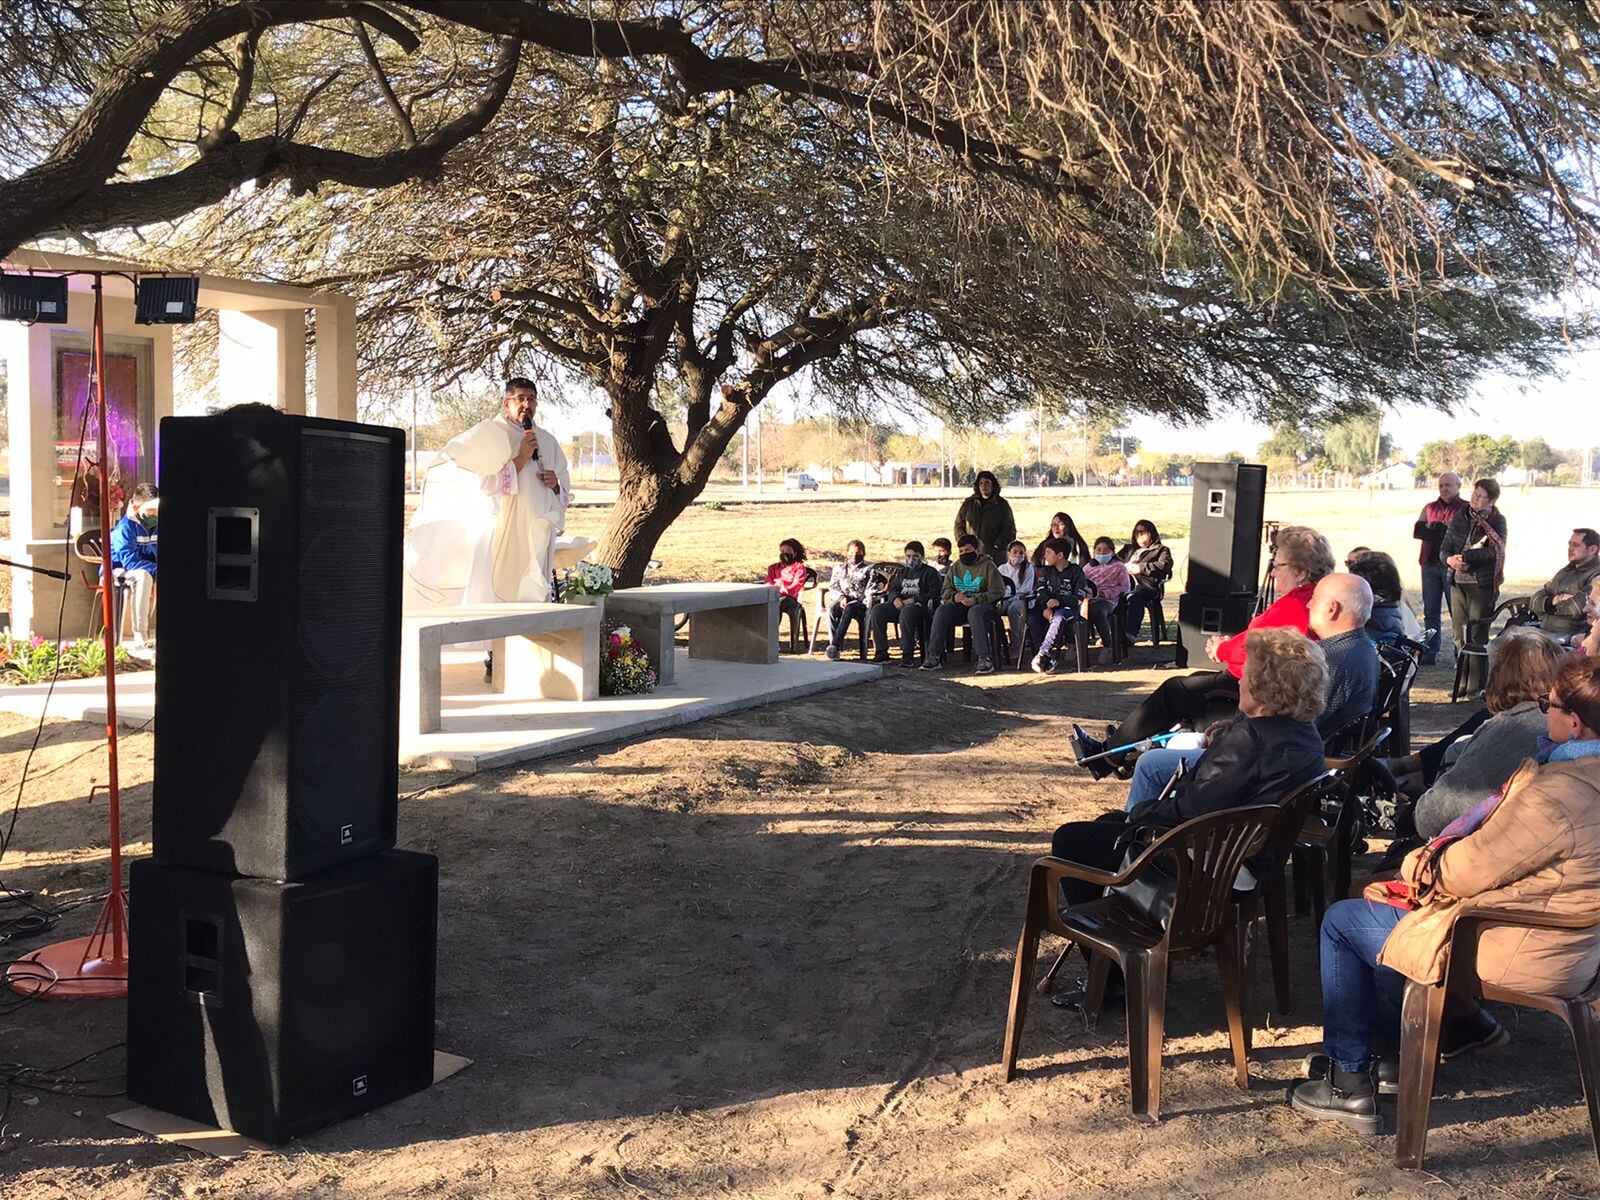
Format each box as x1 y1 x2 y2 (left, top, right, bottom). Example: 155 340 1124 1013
1109 759 1189 927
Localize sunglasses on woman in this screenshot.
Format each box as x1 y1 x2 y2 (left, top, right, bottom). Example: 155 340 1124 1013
1538 696 1571 714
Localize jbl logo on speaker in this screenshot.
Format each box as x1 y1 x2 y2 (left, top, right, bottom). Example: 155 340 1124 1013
352 1076 368 1097
340 825 354 845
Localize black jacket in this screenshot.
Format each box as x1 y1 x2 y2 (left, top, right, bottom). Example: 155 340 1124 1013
1033 562 1094 610
1118 542 1174 591
1440 505 1507 590
880 561 944 609
1127 715 1326 869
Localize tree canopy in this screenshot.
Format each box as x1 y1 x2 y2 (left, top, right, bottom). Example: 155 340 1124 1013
6 1 1600 575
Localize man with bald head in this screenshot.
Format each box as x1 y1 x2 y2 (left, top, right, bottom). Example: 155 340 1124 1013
1414 472 1467 664
1309 572 1381 740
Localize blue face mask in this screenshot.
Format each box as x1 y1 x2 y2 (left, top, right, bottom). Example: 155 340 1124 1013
1093 552 1114 564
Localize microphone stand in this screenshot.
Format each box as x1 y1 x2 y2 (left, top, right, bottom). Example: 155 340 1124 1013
0 557 72 582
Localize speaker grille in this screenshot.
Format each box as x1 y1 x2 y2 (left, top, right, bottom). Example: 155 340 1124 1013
291 429 396 858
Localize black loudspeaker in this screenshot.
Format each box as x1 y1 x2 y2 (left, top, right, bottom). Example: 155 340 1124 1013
1174 592 1257 669
127 850 438 1145
153 406 404 880
1186 462 1267 596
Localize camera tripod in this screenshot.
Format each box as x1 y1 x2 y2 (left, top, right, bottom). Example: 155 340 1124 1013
1254 520 1283 615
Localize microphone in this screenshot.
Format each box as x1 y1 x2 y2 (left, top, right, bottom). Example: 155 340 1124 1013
521 412 533 431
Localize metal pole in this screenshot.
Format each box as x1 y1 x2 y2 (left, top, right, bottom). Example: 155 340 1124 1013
91 275 126 965
755 408 763 492
742 422 749 487
409 389 418 493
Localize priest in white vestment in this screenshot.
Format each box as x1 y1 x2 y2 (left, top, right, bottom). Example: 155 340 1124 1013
405 377 570 608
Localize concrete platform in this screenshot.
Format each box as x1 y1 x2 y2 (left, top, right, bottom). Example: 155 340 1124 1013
0 653 884 773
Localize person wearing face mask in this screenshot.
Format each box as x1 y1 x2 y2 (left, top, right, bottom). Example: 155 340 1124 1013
929 538 954 577
825 539 874 661
1117 520 1173 646
1413 473 1467 665
998 540 1036 651
1082 536 1133 667
110 482 160 656
764 538 809 651
869 540 945 666
922 534 1005 674
953 471 1016 561
1440 477 1508 694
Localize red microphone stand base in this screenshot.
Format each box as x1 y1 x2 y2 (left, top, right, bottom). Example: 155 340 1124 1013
6 890 129 1000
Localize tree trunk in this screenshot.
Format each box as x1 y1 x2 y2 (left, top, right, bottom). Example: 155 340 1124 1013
595 468 695 587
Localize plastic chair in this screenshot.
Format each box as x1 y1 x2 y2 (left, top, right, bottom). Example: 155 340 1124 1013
780 567 818 653
1293 728 1390 928
1396 907 1600 1171
1011 599 1090 672
813 575 872 660
1253 772 1347 1014
1377 639 1423 756
1451 596 1531 703
74 528 130 642
1002 805 1279 1122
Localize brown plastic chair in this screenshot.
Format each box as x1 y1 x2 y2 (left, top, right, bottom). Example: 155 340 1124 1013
73 528 130 640
1253 771 1347 1015
1294 727 1390 926
1396 907 1600 1170
1001 805 1278 1122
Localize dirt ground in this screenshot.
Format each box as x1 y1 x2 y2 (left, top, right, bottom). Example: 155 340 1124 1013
6 651 1600 1200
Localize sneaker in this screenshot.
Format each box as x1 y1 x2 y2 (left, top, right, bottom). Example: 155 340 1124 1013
975 658 995 675
897 658 918 668
920 658 943 671
1032 652 1050 674
1290 1070 1380 1135
1094 648 1115 667
825 645 840 661
870 654 891 665
1439 1010 1510 1061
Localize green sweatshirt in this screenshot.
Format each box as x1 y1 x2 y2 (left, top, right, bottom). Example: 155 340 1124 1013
941 554 1004 605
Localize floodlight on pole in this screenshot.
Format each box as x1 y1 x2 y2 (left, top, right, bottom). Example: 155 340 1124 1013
2 267 197 999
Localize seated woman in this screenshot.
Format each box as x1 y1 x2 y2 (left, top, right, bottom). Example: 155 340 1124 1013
1292 655 1600 1132
764 538 809 647
1346 549 1414 645
1118 519 1174 645
1382 629 1564 841
1052 628 1329 910
1072 525 1336 778
1030 511 1091 568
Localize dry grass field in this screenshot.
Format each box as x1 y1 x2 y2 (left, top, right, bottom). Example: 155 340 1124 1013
2 484 1600 1200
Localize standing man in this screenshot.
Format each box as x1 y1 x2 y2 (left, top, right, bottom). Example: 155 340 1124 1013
109 483 159 656
405 377 570 611
1412 472 1466 664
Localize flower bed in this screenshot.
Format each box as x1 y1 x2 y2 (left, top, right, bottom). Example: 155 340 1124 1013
0 635 139 685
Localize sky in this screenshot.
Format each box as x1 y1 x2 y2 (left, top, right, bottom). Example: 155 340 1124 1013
533 342 1600 458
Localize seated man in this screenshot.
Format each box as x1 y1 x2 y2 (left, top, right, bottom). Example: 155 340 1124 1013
869 541 944 667
1123 573 1380 806
1071 525 1335 778
109 483 159 654
1048 627 1328 1001
1529 527 1600 641
921 534 1004 675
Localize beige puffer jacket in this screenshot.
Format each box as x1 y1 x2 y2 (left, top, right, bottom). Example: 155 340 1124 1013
1378 756 1600 993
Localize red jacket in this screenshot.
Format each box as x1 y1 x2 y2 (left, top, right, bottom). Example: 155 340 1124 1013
1213 583 1317 678
765 559 809 599
1415 496 1467 567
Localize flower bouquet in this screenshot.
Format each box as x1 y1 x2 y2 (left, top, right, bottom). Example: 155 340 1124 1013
565 560 615 599
600 626 657 695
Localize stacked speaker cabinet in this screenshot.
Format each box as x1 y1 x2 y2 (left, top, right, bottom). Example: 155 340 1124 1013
128 405 437 1144
1176 462 1268 668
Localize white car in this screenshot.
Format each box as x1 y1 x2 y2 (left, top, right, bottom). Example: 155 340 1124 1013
785 473 820 492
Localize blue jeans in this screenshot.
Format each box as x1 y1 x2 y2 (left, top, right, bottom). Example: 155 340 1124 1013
1421 562 1450 659
1321 898 1407 1072
1125 747 1205 810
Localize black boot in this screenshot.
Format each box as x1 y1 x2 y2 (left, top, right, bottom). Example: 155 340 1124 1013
1290 1066 1380 1135
1071 723 1113 781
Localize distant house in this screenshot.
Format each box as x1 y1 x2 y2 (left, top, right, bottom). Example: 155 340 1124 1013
1358 461 1419 490
839 460 939 485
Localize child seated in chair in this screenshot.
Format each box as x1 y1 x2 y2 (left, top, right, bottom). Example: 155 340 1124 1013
1029 538 1093 674
764 538 809 650
1083 536 1133 666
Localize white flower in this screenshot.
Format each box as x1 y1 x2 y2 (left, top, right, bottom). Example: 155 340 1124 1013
614 625 631 639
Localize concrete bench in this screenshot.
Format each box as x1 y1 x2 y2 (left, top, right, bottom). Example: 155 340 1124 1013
602 583 778 686
401 603 601 733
